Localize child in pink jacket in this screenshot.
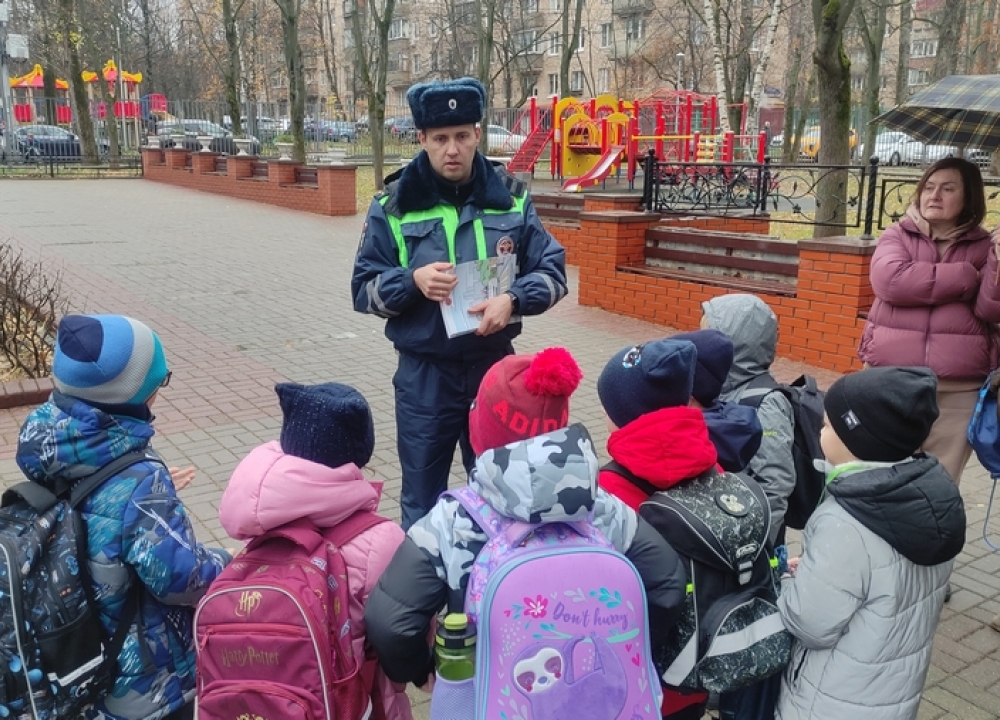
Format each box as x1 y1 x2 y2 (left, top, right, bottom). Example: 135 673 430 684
218 382 413 720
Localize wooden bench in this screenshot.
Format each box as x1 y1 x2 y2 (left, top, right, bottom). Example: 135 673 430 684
532 193 584 223
622 226 799 297
295 167 319 186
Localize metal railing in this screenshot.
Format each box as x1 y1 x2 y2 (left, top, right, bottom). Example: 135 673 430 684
642 152 884 235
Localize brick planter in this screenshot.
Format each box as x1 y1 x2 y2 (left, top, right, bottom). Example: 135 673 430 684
142 148 358 217
0 376 54 410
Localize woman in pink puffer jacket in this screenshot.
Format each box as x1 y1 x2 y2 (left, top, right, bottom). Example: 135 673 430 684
860 157 1000 485
218 382 412 720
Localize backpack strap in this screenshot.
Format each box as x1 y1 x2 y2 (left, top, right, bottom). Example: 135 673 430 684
502 519 592 548
2 450 156 513
736 375 781 409
602 460 661 498
244 518 326 554
325 511 390 548
442 487 507 539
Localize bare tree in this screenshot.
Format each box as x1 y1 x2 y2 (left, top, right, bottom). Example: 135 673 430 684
350 0 397 187
812 0 857 237
855 0 888 162
930 0 965 80
894 0 910 104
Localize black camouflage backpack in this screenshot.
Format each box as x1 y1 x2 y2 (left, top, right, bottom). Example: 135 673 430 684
739 374 826 530
606 462 791 693
0 451 151 719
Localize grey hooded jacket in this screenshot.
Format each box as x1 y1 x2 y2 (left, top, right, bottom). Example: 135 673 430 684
702 294 795 544
364 423 688 685
776 456 965 720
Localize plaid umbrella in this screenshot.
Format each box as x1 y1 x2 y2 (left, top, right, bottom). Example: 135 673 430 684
874 75 1000 150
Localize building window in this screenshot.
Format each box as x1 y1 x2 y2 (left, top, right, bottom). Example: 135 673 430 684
577 30 585 50
600 23 612 48
549 0 560 11
908 69 929 86
625 16 645 41
431 51 439 70
598 67 610 93
548 32 561 55
571 70 584 92
389 18 405 39
413 54 421 73
428 18 440 37
548 73 559 95
518 29 541 54
523 0 538 13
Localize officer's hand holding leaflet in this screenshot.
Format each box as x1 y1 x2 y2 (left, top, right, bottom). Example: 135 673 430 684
470 293 514 336
413 261 459 301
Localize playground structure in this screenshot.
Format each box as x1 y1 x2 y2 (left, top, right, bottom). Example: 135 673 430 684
503 90 768 192
8 60 144 146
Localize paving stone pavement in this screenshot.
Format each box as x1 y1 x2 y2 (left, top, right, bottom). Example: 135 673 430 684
0 178 998 719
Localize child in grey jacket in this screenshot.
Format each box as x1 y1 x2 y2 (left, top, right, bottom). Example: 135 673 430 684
776 367 965 720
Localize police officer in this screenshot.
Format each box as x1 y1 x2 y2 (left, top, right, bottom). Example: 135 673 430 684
352 77 567 529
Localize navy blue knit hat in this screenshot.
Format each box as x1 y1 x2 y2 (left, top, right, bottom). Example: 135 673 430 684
671 329 734 406
277 382 375 469
53 314 169 405
407 77 486 130
597 339 697 428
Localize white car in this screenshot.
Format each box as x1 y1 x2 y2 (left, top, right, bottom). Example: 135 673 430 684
857 131 915 166
901 142 991 169
486 125 526 155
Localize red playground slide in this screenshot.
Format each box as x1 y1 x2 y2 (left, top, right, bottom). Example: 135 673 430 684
561 146 626 192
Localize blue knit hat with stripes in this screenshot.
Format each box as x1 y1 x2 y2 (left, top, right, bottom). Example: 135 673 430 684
52 314 169 406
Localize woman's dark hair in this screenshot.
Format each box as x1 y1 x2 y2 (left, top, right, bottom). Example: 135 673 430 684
912 157 987 229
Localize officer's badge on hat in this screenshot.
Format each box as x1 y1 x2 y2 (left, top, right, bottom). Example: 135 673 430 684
407 77 486 130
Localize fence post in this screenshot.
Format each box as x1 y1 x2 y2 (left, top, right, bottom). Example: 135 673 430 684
642 149 656 212
862 155 879 239
756 157 771 214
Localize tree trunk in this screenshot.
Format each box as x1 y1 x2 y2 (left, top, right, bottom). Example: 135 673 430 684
931 0 965 80
894 0 911 104
812 0 856 237
276 0 306 162
137 0 155 91
224 0 244 138
60 0 98 162
781 44 802 162
746 0 782 134
857 0 886 165
559 0 584 102
704 0 730 132
315 0 342 116
351 0 395 187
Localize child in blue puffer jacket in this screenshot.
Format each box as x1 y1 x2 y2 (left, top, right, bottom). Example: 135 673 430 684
16 314 230 720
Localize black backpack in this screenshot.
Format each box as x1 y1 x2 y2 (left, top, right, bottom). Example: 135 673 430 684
0 451 153 719
605 462 791 693
739 374 826 531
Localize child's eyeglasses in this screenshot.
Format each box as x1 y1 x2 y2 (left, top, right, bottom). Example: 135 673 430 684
160 371 172 388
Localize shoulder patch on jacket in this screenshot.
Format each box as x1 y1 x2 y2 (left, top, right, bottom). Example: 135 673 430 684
494 166 526 199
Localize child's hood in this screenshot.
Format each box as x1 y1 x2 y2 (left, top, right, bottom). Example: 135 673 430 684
469 423 599 524
16 391 153 489
826 455 966 566
702 400 763 472
219 440 383 540
702 295 778 390
606 406 718 489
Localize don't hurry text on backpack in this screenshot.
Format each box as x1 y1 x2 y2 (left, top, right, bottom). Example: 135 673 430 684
0 450 150 720
609 463 791 694
195 511 388 720
437 487 662 720
739 373 826 531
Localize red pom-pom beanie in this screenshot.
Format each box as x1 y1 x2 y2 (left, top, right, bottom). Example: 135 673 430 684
469 347 583 455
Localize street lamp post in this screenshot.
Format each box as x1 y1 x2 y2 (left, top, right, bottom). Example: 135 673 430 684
676 52 685 91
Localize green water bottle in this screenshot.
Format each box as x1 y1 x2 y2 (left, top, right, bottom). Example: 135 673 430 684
435 612 477 681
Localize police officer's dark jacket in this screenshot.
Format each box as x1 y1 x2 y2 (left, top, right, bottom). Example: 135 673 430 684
351 149 567 361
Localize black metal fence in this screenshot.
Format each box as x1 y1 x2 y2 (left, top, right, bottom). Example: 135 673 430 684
0 154 144 178
642 152 884 236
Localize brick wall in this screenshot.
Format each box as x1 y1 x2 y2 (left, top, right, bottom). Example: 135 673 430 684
561 209 875 373
142 148 357 217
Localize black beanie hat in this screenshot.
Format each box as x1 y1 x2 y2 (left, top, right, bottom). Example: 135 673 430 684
824 367 939 462
671 329 734 406
276 382 375 469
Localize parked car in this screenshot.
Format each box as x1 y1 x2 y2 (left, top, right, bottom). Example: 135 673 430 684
486 124 526 155
905 143 991 169
856 131 915 166
158 119 262 155
303 119 357 142
797 126 859 162
7 124 109 162
385 116 418 141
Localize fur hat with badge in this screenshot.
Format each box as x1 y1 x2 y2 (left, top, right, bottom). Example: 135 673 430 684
407 77 486 130
824 366 939 462
468 347 583 456
52 314 169 406
276 382 376 469
597 338 698 428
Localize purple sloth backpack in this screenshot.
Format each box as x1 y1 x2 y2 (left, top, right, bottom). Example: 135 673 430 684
439 487 662 720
